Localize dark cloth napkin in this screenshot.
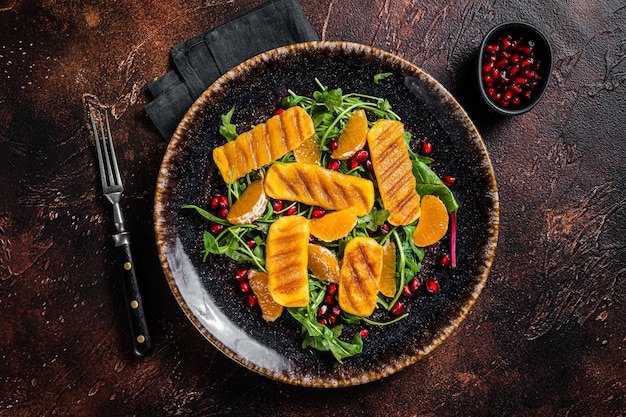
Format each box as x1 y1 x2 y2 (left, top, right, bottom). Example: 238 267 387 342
145 0 318 140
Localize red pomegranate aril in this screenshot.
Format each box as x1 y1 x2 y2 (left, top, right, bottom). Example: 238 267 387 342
421 141 433 156
491 68 500 80
240 281 251 294
483 62 494 73
218 195 229 209
364 160 373 171
235 268 248 281
379 223 391 235
495 58 508 69
328 140 339 151
324 294 335 305
515 76 527 85
218 207 229 218
247 240 257 249
355 149 369 162
485 44 499 54
328 160 340 171
391 302 405 315
318 304 328 316
483 74 493 87
443 175 456 187
349 157 359 170
210 196 220 209
318 318 328 326
359 329 369 338
209 223 224 235
328 283 338 295
274 108 285 115
328 314 338 324
409 277 420 292
247 294 258 308
272 200 284 212
402 284 412 297
440 253 451 267
425 277 440 294
509 64 520 76
512 97 522 106
285 206 297 215
312 207 326 218
332 305 341 316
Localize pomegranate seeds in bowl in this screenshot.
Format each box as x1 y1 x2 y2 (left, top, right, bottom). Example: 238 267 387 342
478 22 553 115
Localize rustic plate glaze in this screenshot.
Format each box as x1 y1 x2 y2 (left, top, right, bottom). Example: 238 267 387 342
154 41 499 387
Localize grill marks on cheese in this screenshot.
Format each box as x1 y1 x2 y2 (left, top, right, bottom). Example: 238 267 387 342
212 107 315 183
367 119 422 226
266 215 310 307
264 163 375 216
338 237 383 317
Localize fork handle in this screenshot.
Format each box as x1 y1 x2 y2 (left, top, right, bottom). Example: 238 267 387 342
114 232 154 357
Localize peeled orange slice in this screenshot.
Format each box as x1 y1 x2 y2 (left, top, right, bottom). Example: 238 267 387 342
412 194 449 247
307 244 340 283
331 109 368 160
379 241 396 297
248 269 283 322
309 207 358 242
226 180 268 225
293 134 321 165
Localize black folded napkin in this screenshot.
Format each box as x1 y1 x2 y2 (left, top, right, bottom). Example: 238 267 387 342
145 0 318 140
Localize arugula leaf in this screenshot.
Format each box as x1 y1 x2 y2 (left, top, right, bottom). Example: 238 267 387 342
374 72 393 84
411 159 459 212
219 106 238 141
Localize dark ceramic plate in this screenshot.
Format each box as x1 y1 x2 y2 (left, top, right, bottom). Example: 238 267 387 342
154 41 499 387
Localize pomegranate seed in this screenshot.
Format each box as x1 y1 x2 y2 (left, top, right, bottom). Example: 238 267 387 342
247 294 258 308
359 329 369 338
210 196 220 209
485 44 499 54
482 62 494 73
355 149 369 162
328 160 340 171
391 302 405 315
218 195 229 208
240 281 251 294
234 268 248 281
421 141 433 156
318 318 328 326
274 108 285 115
332 305 341 316
318 304 328 316
209 223 224 235
349 157 359 170
312 207 326 218
514 76 527 85
440 253 451 267
328 140 339 151
379 223 391 235
328 314 338 324
402 284 412 297
409 277 420 292
285 206 297 215
218 207 229 218
272 200 284 212
425 277 440 294
364 160 373 170
324 294 335 305
246 240 256 249
443 175 456 187
328 283 338 295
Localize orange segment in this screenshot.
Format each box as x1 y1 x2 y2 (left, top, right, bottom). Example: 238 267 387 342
307 244 340 283
226 180 268 225
309 207 359 242
248 269 283 322
331 109 368 160
379 241 396 297
412 194 449 247
293 134 321 165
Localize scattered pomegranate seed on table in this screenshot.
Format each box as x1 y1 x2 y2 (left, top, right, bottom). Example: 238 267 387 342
328 160 341 171
425 277 440 294
421 141 433 156
443 175 456 187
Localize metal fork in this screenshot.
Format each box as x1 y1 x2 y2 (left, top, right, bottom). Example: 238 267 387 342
89 107 153 357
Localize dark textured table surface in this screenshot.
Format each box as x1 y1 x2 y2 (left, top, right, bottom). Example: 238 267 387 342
1 1 625 416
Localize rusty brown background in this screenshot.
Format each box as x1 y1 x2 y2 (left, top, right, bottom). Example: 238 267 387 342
1 0 624 416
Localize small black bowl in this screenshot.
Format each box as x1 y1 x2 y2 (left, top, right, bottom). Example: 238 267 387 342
477 22 553 115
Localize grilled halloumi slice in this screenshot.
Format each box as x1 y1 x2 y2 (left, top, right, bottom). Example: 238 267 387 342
264 162 375 216
266 215 310 307
338 236 383 317
212 106 315 183
367 119 421 226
